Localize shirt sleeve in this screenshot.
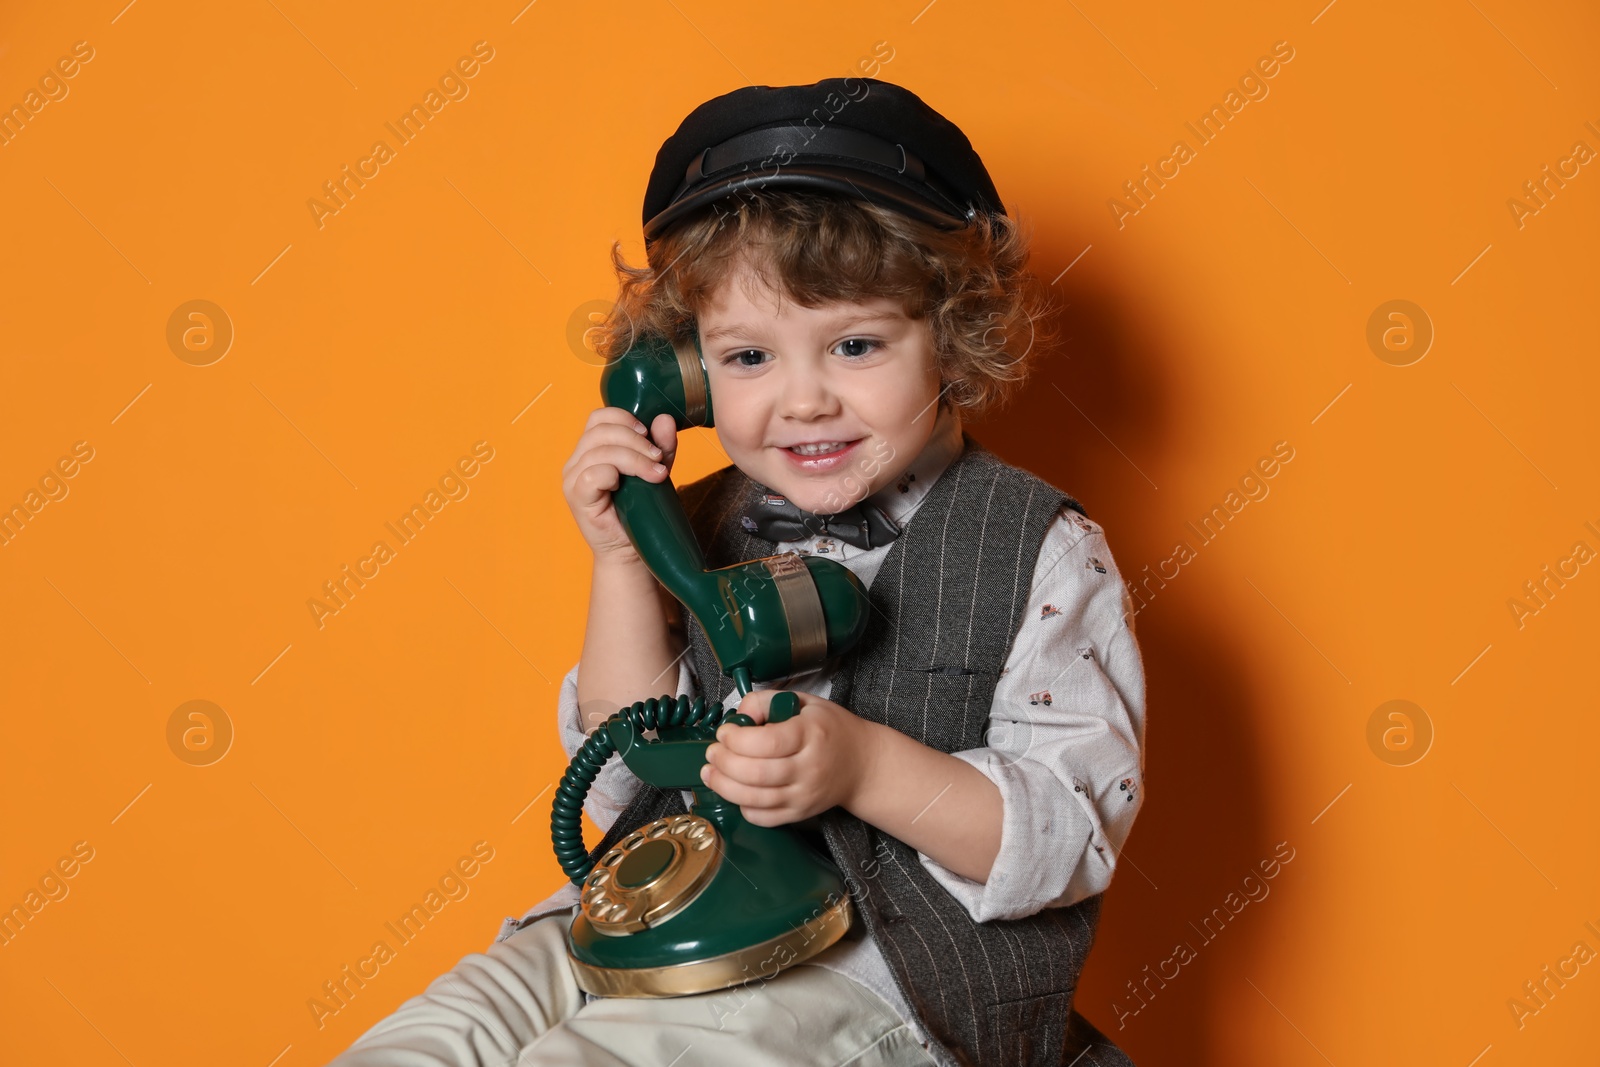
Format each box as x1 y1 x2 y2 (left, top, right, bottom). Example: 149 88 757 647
914 506 1148 923
555 655 699 833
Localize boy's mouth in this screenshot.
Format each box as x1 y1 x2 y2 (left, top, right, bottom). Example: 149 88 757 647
778 438 863 471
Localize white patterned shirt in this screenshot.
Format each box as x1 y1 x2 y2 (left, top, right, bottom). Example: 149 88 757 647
509 402 1147 1062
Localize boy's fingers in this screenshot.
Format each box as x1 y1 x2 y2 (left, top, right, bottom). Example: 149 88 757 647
716 719 799 757
581 426 667 468
650 413 678 457
566 422 665 483
588 406 650 434
643 413 679 468
704 743 792 786
574 462 620 497
580 444 669 484
740 806 797 828
700 764 788 807
734 689 780 725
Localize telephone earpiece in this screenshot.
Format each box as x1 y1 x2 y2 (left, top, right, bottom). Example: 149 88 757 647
598 332 871 696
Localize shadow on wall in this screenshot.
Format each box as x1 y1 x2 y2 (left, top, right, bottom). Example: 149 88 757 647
970 257 1273 1064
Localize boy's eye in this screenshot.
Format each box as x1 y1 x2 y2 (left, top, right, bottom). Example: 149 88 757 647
835 338 879 358
724 349 768 368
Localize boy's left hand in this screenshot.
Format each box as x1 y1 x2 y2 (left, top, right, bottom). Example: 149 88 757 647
699 690 874 827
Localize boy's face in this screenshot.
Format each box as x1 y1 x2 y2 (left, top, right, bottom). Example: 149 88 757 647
697 256 944 515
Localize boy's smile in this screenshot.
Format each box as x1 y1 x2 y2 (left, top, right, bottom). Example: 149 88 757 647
698 255 944 515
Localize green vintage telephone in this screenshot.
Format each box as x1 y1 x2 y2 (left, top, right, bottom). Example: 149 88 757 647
549 331 872 998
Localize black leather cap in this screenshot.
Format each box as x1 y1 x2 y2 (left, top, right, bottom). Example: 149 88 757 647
642 78 1007 246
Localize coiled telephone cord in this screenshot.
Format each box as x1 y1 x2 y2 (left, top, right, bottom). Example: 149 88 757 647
551 692 734 884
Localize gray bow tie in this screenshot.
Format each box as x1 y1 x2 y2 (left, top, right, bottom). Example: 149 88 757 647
740 490 902 550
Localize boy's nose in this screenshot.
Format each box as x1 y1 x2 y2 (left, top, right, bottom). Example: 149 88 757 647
775 364 840 420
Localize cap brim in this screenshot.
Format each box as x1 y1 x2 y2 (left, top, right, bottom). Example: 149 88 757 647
643 164 974 244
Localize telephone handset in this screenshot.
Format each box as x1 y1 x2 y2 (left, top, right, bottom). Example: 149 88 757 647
550 332 871 998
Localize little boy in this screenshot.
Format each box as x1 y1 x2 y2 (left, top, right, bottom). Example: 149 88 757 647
327 78 1145 1067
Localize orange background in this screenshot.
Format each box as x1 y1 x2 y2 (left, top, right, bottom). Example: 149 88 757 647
3 1 1596 1064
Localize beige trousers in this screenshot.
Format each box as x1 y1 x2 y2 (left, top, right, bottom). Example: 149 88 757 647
324 913 939 1067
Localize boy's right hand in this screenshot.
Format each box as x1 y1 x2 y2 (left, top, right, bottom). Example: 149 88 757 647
562 407 680 565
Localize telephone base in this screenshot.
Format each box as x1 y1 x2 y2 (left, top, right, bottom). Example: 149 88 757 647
567 894 853 998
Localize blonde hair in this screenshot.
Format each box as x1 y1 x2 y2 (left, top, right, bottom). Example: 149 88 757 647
592 189 1061 418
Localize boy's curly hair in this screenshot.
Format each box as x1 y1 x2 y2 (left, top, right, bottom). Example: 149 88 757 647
591 189 1060 419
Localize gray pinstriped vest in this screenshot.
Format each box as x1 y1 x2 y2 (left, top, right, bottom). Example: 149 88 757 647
585 432 1134 1067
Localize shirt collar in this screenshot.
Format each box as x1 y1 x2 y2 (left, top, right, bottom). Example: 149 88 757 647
863 401 965 530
